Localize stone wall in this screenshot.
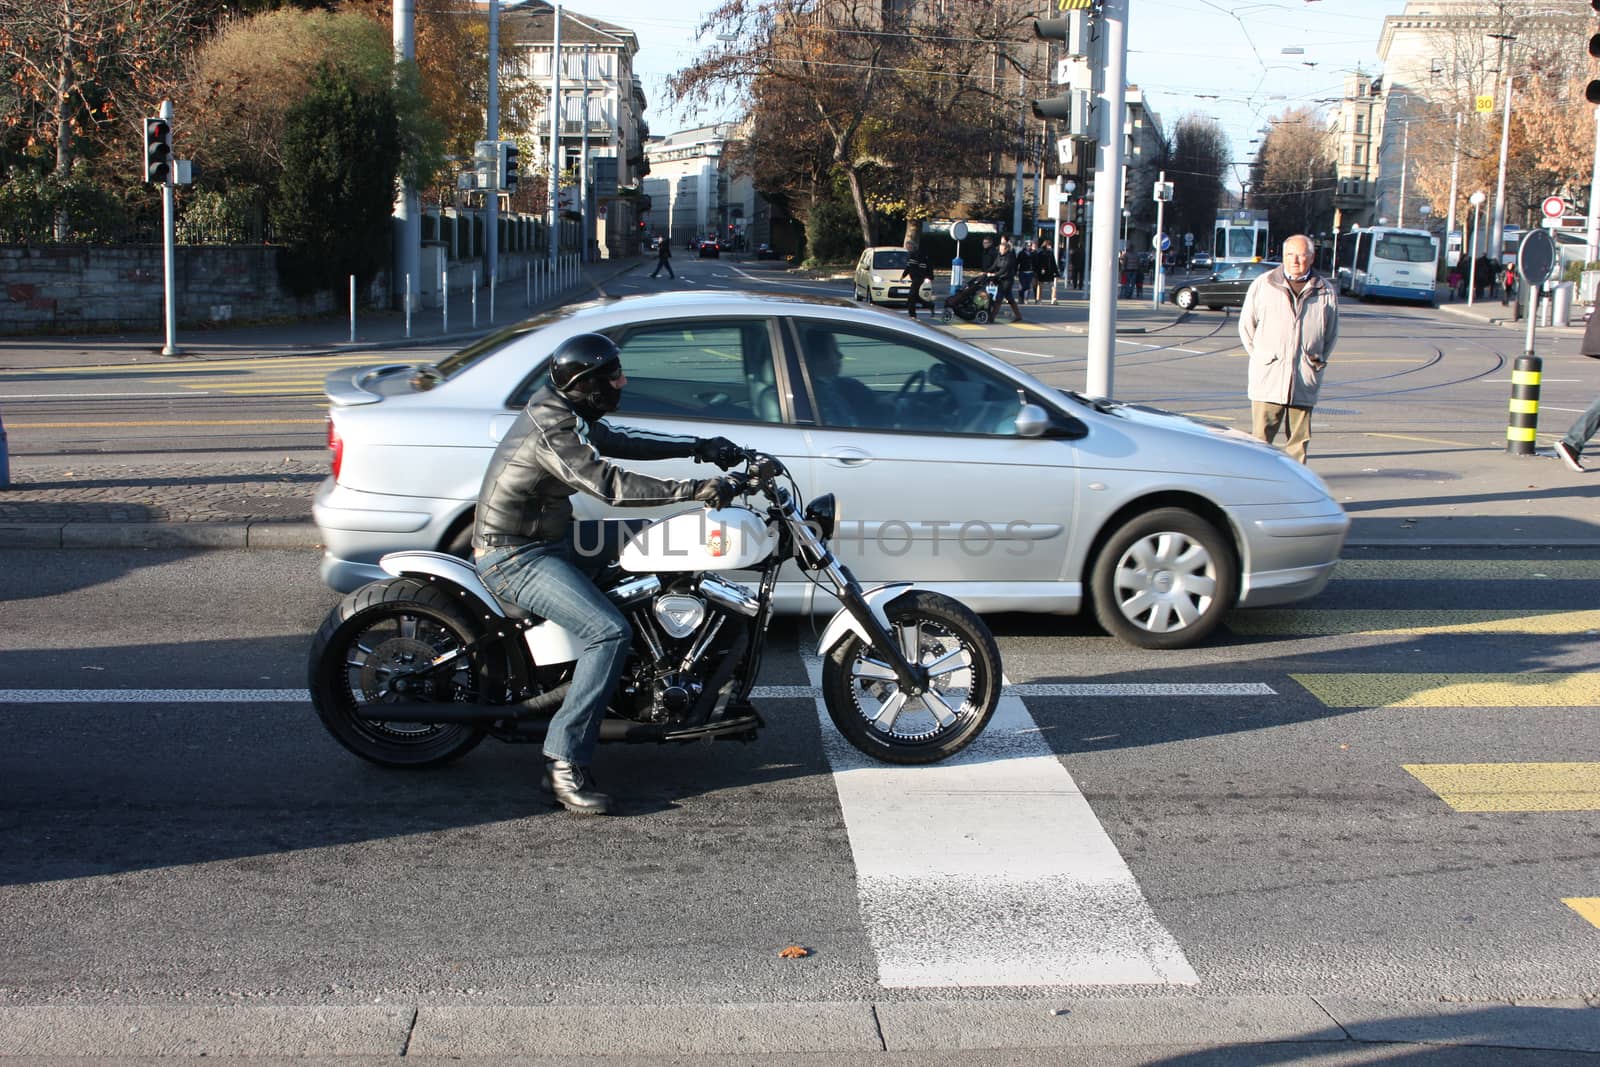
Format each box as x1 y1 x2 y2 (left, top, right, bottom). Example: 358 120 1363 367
0 245 387 334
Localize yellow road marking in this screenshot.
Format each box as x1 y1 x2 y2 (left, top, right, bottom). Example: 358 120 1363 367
1293 673 1600 708
1564 898 1600 928
9 419 324 429
1360 431 1477 447
1234 609 1600 636
1332 560 1600 580
1403 763 1600 812
952 324 984 331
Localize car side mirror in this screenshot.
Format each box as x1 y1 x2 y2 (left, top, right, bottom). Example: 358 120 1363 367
1015 403 1058 438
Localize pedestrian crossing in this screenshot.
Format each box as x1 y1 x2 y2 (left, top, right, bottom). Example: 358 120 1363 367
1246 554 1600 937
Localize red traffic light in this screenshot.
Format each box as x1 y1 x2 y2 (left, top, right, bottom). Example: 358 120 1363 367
144 117 173 184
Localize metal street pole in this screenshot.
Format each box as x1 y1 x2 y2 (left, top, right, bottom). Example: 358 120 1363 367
1152 170 1166 310
1587 105 1600 264
391 0 419 313
547 2 562 272
1468 189 1486 307
1013 72 1025 237
1085 0 1128 399
1445 113 1462 247
1397 122 1408 228
159 99 178 356
485 0 500 289
1490 73 1514 261
580 44 590 264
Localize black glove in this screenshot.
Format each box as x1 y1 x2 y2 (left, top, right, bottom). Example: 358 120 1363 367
694 436 744 470
695 474 746 509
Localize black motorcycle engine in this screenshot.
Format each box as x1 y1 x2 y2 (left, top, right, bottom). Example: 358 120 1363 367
613 574 759 724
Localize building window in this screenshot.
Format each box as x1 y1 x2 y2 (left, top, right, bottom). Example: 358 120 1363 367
1355 144 1365 165
1355 113 1364 134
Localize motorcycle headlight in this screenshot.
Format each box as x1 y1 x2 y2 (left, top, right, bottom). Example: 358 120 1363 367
803 493 838 540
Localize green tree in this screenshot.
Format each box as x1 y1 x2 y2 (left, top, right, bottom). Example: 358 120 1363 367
270 63 400 295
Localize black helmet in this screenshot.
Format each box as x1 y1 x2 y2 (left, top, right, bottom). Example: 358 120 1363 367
549 333 623 416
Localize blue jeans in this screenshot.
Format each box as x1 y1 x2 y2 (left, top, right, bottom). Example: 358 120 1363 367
1563 393 1600 456
476 538 630 767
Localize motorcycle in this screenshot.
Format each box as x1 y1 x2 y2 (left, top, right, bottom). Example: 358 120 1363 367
307 451 1002 768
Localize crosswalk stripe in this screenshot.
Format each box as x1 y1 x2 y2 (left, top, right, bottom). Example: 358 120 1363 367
1294 673 1600 707
804 659 1195 988
1564 898 1600 928
1332 560 1600 581
1233 609 1600 636
1403 763 1600 812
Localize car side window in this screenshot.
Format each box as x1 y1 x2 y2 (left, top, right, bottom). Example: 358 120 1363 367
1218 266 1243 281
794 322 1025 436
504 321 782 423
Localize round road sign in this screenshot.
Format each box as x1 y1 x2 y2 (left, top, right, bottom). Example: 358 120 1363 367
1060 221 1078 238
1153 233 1171 251
1517 228 1557 286
951 221 970 240
1541 195 1566 219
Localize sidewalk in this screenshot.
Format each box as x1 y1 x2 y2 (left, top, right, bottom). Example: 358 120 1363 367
0 262 1596 551
0 255 643 370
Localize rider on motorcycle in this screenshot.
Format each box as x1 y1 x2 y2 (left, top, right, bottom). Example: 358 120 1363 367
473 333 744 815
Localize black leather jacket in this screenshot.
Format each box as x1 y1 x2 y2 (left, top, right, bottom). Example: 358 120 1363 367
473 385 714 551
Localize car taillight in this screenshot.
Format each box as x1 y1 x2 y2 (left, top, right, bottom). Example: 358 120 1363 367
327 418 343 481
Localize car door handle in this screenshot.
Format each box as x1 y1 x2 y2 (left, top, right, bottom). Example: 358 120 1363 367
824 447 873 467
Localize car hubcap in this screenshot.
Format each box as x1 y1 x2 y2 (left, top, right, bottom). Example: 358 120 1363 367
1112 532 1217 634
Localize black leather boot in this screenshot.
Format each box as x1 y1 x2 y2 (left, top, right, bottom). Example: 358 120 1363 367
541 760 614 816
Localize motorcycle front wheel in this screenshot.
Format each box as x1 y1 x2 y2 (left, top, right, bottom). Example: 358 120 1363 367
308 576 488 768
821 591 1001 764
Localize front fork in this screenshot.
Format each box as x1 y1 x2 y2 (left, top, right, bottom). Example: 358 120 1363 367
814 555 931 697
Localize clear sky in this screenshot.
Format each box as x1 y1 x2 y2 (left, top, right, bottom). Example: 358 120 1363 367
572 0 1410 191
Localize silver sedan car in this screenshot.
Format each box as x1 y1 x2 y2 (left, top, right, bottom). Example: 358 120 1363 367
314 292 1347 649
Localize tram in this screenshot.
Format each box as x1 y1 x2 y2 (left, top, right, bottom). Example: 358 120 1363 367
1213 209 1271 266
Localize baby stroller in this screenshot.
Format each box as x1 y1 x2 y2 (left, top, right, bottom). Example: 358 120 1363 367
941 273 998 324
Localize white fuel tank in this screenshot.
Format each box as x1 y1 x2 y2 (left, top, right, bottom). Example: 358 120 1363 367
619 506 775 573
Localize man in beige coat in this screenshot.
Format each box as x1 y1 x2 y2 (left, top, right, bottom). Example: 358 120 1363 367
1238 234 1339 463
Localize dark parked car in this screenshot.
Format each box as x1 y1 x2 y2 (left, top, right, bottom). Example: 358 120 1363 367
1168 261 1278 311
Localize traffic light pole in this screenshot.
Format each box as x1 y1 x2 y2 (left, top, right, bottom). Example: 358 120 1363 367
485 0 500 293
159 100 178 357
1086 0 1128 399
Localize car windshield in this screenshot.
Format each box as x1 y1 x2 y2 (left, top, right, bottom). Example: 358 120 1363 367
872 250 909 269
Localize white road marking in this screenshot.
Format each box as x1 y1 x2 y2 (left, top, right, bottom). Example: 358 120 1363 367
0 392 209 399
804 658 1197 988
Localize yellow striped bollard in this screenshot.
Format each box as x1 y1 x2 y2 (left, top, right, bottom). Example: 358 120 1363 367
1506 354 1541 455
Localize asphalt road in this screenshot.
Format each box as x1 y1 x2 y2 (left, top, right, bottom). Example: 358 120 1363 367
2 544 1598 1008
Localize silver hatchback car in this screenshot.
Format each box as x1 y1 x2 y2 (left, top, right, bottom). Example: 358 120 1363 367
315 292 1347 648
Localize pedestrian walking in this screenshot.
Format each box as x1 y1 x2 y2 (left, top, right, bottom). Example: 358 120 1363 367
1502 262 1515 306
990 236 1023 322
980 235 998 275
1017 241 1035 304
1034 238 1059 302
900 237 937 320
1553 310 1600 472
1070 243 1085 289
649 237 674 279
1238 234 1339 464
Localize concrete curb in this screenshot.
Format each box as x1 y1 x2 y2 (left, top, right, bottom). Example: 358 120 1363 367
0 522 322 549
0 997 1595 1058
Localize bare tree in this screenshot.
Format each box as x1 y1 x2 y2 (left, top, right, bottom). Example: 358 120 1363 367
1250 107 1335 241
1166 114 1230 245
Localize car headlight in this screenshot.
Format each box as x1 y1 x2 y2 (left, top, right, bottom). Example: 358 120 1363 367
871 274 884 284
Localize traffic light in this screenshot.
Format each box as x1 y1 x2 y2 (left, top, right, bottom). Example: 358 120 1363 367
144 117 173 184
1587 0 1600 104
1074 197 1087 225
1031 12 1093 133
496 140 520 193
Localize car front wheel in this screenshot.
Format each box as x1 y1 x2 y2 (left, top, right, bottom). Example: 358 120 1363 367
1090 507 1237 649
1174 288 1197 310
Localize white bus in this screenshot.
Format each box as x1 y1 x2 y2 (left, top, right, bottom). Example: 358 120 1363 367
1347 226 1439 305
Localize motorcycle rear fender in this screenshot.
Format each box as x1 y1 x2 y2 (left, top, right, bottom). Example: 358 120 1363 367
816 582 914 658
378 550 584 666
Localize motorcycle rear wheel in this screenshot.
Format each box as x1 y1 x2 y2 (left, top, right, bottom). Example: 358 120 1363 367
308 577 488 768
822 591 1001 764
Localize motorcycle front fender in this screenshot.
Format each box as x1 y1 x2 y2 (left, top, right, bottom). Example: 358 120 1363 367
816 582 914 658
